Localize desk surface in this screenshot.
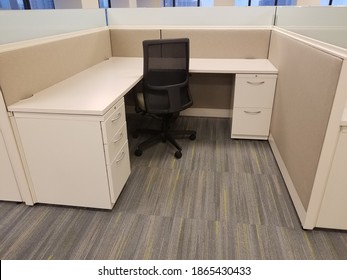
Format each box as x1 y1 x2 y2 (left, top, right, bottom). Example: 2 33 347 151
190 58 278 74
8 57 278 116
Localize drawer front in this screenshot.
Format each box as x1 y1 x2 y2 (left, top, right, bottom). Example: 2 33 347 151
232 107 272 137
106 141 131 204
101 101 126 144
234 74 277 108
104 122 128 164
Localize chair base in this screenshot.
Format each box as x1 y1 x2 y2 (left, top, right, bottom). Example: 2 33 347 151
133 128 196 159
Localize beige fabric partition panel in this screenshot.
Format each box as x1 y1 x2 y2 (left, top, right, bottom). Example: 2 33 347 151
268 31 342 210
161 29 271 59
161 29 272 110
189 73 234 109
110 29 161 57
0 30 111 107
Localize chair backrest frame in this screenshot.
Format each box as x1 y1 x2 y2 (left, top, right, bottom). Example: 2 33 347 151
142 38 192 114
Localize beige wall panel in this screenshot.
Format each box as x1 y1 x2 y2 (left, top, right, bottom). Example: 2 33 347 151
189 73 234 109
268 31 342 210
162 29 271 59
0 30 111 107
125 74 233 110
110 29 160 57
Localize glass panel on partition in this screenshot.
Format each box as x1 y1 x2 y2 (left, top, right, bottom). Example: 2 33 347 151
277 0 296 4
200 0 213 6
236 0 296 5
107 6 276 26
251 0 276 5
0 0 54 9
235 0 249 5
0 0 25 9
332 0 347 5
275 6 347 49
320 0 330 5
163 0 213 6
29 0 54 9
176 0 198 6
321 0 347 4
164 0 199 6
99 0 110 8
0 9 107 44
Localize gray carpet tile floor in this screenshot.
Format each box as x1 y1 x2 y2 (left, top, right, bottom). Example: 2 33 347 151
0 115 347 260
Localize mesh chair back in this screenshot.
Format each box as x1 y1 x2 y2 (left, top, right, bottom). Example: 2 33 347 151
142 38 192 114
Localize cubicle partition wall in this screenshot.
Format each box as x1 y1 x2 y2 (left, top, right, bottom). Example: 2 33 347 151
269 7 347 229
107 7 276 117
0 9 111 205
268 29 343 224
0 29 111 107
161 28 272 116
0 9 111 108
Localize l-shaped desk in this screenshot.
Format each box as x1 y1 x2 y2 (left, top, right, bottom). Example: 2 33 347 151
8 57 278 209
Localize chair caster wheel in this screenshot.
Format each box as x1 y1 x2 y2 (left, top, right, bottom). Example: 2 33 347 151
189 133 196 140
135 149 143 156
175 150 182 159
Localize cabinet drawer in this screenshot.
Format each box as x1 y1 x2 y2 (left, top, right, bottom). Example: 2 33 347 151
234 74 277 108
106 141 131 204
232 107 272 138
104 122 128 164
101 101 126 144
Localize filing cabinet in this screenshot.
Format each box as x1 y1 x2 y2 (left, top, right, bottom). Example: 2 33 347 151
231 74 277 140
13 98 130 209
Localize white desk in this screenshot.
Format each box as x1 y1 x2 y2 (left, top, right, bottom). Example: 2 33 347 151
9 57 143 115
191 58 278 139
190 58 278 74
8 57 278 209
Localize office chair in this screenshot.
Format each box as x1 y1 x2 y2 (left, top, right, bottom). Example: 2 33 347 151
133 38 196 159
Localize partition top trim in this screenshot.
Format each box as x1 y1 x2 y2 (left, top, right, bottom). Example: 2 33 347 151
108 25 273 30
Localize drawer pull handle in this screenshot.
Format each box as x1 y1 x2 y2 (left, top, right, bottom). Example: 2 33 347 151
111 113 122 122
247 81 265 86
116 151 125 163
244 110 261 115
113 132 124 143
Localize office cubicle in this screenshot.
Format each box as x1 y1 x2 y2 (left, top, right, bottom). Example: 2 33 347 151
1 6 347 229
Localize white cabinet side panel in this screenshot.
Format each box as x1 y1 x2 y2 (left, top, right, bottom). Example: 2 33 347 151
15 116 111 209
0 130 22 201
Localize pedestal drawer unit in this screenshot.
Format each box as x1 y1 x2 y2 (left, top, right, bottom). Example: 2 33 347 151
231 74 277 140
13 98 130 209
